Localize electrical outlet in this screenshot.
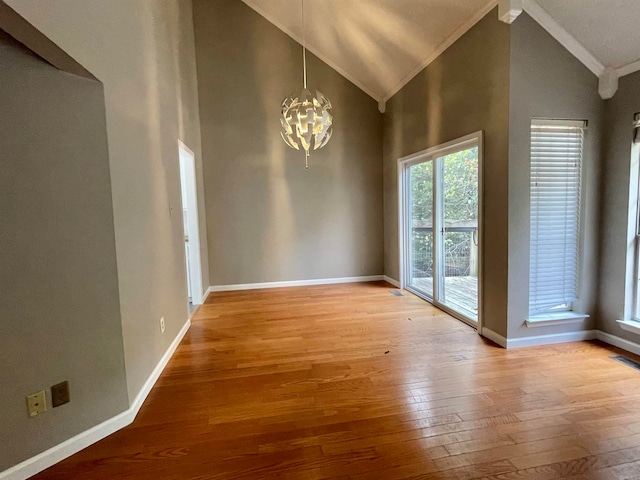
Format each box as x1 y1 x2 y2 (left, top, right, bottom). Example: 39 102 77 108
160 316 165 333
26 390 47 418
51 381 70 408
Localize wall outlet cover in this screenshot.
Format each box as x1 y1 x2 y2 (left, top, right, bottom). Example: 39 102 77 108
51 381 70 408
27 390 47 418
160 316 166 333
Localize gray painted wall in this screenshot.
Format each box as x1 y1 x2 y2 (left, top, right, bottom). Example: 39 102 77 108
382 9 510 336
7 0 207 401
0 32 128 470
508 13 603 338
193 0 384 286
599 71 640 340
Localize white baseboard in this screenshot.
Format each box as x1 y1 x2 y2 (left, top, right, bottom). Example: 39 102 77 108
208 275 385 293
202 288 211 304
383 276 401 288
129 318 191 413
596 330 640 357
204 286 212 301
480 327 507 348
0 318 191 480
507 330 597 349
481 327 597 349
9 316 639 480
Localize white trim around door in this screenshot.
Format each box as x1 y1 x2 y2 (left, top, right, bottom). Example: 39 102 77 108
398 131 484 332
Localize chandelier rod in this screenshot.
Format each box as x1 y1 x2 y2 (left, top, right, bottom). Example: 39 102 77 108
302 0 309 167
302 0 307 89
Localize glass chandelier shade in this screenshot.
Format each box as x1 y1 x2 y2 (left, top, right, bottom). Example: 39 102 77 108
280 88 333 156
280 0 333 168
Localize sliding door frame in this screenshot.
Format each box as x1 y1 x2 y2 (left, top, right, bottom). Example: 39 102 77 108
397 131 484 331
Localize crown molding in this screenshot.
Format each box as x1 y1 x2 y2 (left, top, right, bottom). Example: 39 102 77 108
499 0 523 24
521 0 604 77
241 0 382 102
598 67 619 100
242 0 499 106
243 0 635 104
381 0 498 103
617 58 640 78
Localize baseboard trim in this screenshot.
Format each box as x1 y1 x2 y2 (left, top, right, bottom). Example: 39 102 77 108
202 288 211 304
596 330 640 357
203 286 214 302
208 275 385 293
129 318 191 414
0 409 132 480
481 328 597 349
0 318 191 480
383 276 401 288
480 327 507 348
507 330 597 349
8 318 639 480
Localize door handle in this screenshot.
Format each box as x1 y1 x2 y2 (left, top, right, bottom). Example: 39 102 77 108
472 229 478 246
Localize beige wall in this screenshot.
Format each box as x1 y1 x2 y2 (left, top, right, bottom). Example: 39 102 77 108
382 9 511 335
599 71 640 339
508 13 603 338
6 0 207 401
193 0 384 286
0 31 128 470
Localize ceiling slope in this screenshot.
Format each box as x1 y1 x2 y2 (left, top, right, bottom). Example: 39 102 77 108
243 0 640 103
242 0 497 105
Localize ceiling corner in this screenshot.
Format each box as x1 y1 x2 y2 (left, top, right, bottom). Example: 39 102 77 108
521 0 604 77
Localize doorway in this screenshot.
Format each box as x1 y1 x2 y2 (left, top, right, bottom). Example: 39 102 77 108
398 132 483 328
178 141 204 308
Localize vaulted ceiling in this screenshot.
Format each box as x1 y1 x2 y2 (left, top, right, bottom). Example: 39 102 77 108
242 0 496 103
536 0 640 73
242 0 640 103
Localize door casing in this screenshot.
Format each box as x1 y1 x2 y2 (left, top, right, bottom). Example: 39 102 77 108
397 131 484 331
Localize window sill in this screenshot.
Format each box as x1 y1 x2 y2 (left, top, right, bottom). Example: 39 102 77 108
525 312 589 328
617 320 640 335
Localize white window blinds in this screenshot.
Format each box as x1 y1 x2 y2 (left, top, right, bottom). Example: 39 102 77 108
529 119 586 315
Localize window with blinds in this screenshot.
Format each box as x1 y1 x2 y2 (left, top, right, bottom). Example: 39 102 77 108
633 114 640 320
529 119 586 315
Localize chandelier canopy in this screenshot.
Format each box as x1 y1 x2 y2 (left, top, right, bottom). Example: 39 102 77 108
280 0 333 168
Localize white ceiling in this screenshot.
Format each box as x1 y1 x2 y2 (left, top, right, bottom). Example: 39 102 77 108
535 0 640 71
243 0 640 103
242 0 496 102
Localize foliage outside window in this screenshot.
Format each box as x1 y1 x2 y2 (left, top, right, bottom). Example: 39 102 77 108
410 148 478 279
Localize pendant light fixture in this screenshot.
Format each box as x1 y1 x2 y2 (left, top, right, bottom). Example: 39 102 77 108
280 0 333 169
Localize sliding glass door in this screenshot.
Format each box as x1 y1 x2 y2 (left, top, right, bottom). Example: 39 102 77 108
439 147 479 320
402 133 481 326
408 161 434 298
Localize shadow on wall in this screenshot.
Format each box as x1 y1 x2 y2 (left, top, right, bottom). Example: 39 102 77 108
194 0 384 287
0 29 128 470
381 8 510 335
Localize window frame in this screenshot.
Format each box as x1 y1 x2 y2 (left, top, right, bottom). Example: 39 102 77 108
632 117 640 321
528 118 587 318
618 114 640 334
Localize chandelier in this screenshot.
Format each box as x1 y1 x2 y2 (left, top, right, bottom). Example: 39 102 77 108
280 0 333 169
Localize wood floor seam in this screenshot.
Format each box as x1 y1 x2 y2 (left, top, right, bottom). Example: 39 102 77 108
29 281 640 480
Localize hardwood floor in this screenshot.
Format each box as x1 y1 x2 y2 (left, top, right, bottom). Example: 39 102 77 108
32 281 640 479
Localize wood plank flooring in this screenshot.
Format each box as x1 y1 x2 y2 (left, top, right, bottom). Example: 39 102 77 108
32 281 640 479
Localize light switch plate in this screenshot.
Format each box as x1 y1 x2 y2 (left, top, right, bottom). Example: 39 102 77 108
27 390 47 418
